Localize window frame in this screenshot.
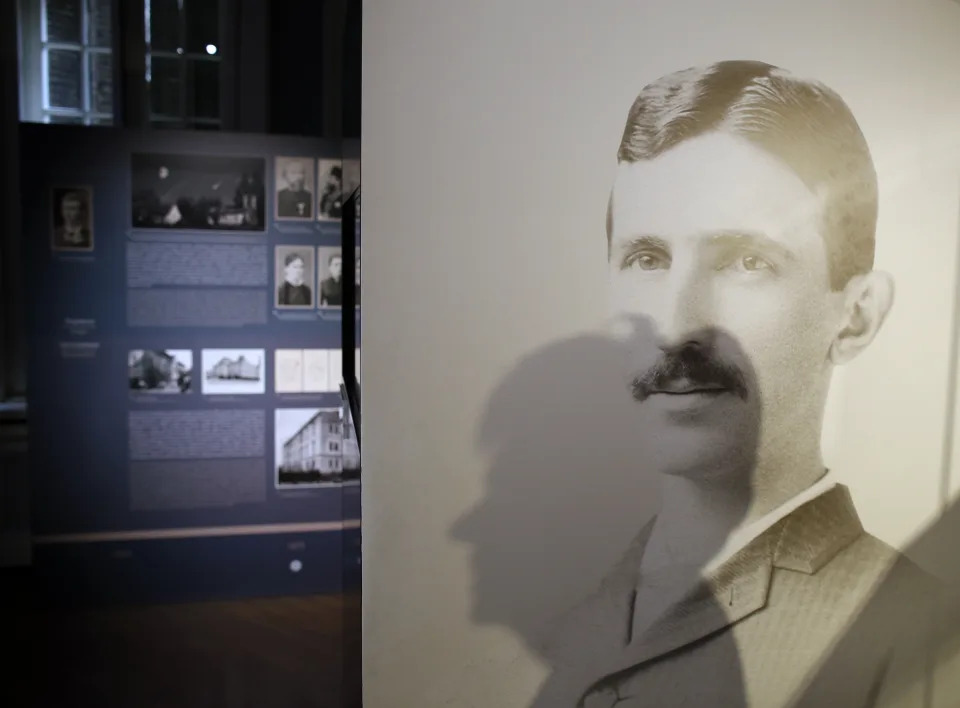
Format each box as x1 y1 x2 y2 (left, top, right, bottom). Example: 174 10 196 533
144 0 223 130
38 0 114 126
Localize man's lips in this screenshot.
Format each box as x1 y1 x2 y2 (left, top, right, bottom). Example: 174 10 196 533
648 378 729 395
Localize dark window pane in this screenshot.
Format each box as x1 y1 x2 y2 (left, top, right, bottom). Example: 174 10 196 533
149 56 182 118
47 49 83 109
45 0 82 43
187 59 219 119
148 0 181 52
46 114 84 124
184 0 220 54
88 0 113 48
90 117 114 126
90 51 113 114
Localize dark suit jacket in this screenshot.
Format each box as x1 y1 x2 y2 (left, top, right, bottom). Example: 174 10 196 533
277 282 312 307
320 189 342 219
532 485 942 707
53 226 92 250
320 277 342 306
277 188 313 218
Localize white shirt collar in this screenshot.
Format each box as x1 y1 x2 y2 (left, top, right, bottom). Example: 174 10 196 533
704 470 837 573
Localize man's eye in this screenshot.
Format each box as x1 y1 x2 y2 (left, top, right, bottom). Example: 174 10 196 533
626 252 668 271
735 254 773 272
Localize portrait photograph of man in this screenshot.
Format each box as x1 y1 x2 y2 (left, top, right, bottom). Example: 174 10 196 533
275 246 315 309
317 247 343 308
317 159 343 221
50 186 94 252
517 59 942 708
275 156 315 221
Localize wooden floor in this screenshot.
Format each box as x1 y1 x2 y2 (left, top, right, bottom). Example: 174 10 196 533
3 569 362 707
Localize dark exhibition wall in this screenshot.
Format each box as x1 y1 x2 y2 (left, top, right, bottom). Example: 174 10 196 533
23 124 362 605
1 0 364 611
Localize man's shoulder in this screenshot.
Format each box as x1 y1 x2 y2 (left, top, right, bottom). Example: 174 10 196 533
840 531 941 591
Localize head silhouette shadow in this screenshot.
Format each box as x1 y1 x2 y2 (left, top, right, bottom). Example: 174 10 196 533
452 313 762 706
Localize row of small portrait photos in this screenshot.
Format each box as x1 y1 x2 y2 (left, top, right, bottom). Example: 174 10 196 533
128 348 360 396
276 246 359 310
49 156 359 251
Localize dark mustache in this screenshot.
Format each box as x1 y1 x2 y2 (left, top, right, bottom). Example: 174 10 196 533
631 347 748 401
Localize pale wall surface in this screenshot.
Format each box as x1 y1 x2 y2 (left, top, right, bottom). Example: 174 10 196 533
361 1 960 705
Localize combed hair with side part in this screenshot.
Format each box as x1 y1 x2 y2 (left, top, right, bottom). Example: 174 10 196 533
609 60 878 291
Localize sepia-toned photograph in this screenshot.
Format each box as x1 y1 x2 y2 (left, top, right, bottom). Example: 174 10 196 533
317 247 343 308
274 156 315 221
453 59 944 708
50 186 94 252
131 153 266 231
128 349 192 393
317 159 344 221
275 407 360 488
200 348 265 395
274 246 315 308
274 348 342 394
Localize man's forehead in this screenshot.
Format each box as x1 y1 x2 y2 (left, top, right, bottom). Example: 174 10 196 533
610 132 825 245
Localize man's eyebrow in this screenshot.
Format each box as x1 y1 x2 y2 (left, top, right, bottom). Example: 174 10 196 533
707 230 798 262
616 231 797 261
618 235 670 254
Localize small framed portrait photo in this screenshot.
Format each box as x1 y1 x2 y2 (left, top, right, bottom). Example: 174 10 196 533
317 159 344 222
275 245 316 309
317 246 344 309
50 186 94 252
274 156 316 221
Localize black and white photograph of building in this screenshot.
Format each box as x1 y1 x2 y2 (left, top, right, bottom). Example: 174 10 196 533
131 153 266 231
317 159 344 221
275 246 315 308
275 407 360 488
128 349 192 393
51 186 94 252
200 348 265 395
274 156 315 221
317 246 343 308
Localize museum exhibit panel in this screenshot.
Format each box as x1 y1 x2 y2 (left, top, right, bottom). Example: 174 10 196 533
21 123 362 604
361 0 960 706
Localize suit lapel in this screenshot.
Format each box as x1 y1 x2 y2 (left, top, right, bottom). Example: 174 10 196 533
575 533 777 697
543 484 866 706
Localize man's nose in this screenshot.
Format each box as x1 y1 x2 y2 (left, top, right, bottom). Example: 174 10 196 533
652 268 714 352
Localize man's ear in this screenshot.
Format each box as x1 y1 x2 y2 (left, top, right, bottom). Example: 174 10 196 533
829 271 895 365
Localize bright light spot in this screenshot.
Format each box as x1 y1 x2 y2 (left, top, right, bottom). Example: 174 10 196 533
289 559 302 573
176 47 184 55
205 44 217 55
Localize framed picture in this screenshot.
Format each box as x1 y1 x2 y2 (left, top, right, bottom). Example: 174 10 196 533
275 246 317 309
274 156 316 221
131 153 266 231
317 246 343 308
50 185 94 252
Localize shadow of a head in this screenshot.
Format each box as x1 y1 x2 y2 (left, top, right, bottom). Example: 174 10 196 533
451 314 762 682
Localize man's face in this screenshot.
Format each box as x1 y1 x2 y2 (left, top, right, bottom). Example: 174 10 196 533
284 257 305 285
62 196 81 225
287 162 306 190
329 257 342 279
608 132 843 476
